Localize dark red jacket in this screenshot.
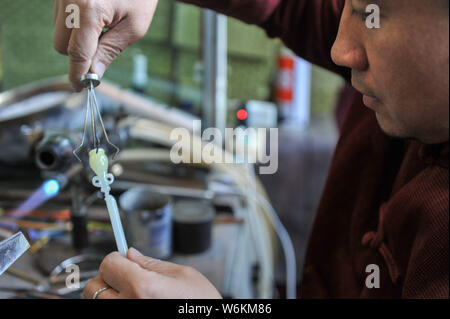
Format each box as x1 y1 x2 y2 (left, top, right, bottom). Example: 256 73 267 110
180 0 449 299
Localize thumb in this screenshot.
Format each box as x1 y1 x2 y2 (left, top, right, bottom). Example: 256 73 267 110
127 248 164 271
127 248 182 276
127 247 144 259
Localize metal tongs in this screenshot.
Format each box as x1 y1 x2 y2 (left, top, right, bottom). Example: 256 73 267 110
73 73 120 162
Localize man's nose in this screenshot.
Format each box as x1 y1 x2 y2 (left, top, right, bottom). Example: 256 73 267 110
331 21 368 71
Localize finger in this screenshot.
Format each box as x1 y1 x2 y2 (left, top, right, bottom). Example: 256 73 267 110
53 0 60 25
83 275 120 299
67 9 103 91
53 1 73 55
99 251 152 294
127 247 183 278
91 18 146 78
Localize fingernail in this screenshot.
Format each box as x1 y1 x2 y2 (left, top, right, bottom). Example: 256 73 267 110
93 61 106 77
129 247 143 257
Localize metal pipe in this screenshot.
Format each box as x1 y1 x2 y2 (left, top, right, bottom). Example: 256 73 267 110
202 10 228 134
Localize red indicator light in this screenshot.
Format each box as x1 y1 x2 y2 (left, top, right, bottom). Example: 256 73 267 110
237 109 248 121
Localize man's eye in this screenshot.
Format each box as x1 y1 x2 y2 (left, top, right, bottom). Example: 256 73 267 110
351 9 370 21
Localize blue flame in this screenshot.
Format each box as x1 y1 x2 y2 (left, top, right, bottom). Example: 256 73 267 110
43 179 60 196
9 179 61 218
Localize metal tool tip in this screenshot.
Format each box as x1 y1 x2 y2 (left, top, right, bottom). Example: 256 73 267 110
80 73 101 88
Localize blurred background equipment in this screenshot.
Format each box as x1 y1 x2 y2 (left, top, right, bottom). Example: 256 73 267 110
0 77 279 299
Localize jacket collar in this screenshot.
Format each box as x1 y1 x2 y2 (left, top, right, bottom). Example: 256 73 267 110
418 142 449 169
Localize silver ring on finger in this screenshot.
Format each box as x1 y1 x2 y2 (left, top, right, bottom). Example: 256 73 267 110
92 286 110 299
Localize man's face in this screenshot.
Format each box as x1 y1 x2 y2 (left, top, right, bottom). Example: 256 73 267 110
331 0 449 144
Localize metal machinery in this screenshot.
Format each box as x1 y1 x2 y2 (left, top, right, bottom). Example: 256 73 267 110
0 76 276 299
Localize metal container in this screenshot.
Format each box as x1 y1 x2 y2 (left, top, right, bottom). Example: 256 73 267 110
119 189 172 259
172 200 215 254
